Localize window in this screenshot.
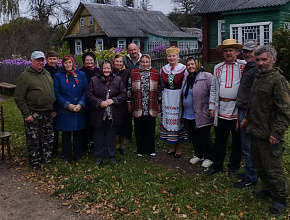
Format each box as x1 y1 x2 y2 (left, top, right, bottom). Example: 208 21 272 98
89 16 93 26
230 21 272 45
218 20 225 45
75 39 82 55
147 40 170 51
96 38 103 51
80 18 84 27
284 21 290 30
132 38 140 47
177 41 198 51
117 38 126 49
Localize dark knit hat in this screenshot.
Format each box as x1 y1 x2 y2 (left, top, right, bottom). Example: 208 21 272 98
45 51 59 58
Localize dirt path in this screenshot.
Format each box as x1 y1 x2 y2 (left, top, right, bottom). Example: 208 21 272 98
0 161 92 220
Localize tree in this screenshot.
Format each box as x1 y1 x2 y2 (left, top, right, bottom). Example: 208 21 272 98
171 0 198 14
120 0 135 7
0 0 19 23
27 0 73 27
89 0 115 4
140 0 151 11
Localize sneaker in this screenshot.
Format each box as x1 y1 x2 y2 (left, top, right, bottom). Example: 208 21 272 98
253 190 272 199
233 179 257 188
31 163 41 170
137 154 143 157
189 156 204 165
119 148 127 155
95 161 101 166
150 153 156 157
201 159 213 168
228 169 239 176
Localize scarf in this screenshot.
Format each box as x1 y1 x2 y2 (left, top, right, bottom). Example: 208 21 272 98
62 55 79 85
184 67 205 99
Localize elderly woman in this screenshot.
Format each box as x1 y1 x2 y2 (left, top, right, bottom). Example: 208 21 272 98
54 55 88 163
181 57 213 168
128 54 161 156
160 46 187 158
112 54 130 155
86 60 126 165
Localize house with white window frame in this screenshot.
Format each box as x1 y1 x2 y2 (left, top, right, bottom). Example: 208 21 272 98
62 2 199 56
193 0 290 63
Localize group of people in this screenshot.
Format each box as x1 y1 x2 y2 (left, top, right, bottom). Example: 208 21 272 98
14 40 289 215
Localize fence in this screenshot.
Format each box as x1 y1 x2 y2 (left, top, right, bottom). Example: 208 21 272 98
0 64 27 84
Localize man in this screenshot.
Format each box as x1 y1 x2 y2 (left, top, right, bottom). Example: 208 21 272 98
247 45 289 215
44 51 61 156
205 39 246 176
123 43 142 143
15 51 56 170
233 41 258 188
123 43 142 71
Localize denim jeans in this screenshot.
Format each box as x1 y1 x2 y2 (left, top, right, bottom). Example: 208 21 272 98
238 108 257 182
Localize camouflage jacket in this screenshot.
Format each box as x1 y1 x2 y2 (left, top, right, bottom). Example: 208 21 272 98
247 68 290 140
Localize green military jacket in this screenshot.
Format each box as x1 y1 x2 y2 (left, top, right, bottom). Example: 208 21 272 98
247 68 290 140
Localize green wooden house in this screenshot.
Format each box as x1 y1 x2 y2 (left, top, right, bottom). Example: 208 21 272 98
63 3 199 55
193 0 290 63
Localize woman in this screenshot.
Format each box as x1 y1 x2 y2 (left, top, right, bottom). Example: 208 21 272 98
128 54 161 156
181 57 213 168
79 51 100 152
160 46 187 158
54 55 88 163
112 54 130 155
86 60 126 165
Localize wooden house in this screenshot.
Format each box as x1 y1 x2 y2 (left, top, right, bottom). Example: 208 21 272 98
193 0 290 63
63 3 199 55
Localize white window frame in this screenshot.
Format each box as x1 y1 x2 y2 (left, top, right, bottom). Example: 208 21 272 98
117 38 126 49
89 16 93 26
230 21 273 45
284 21 290 30
80 18 84 27
96 38 103 51
132 38 140 47
75 39 82 55
147 40 170 52
177 41 198 51
218 19 225 45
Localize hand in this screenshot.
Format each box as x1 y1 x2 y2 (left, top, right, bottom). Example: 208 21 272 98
105 99 114 106
127 103 132 113
100 101 108 108
51 112 57 118
74 104 82 113
209 110 215 118
240 118 247 128
67 104 75 111
269 136 280 146
25 115 34 122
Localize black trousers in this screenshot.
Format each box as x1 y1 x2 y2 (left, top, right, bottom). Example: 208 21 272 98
185 119 212 160
134 115 156 155
212 118 242 170
93 118 116 162
62 130 83 161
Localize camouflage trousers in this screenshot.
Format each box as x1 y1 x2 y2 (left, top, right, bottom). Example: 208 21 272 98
250 136 287 199
24 112 54 165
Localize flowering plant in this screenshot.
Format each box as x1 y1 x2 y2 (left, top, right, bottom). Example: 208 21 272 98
94 47 127 62
0 58 31 66
152 45 169 53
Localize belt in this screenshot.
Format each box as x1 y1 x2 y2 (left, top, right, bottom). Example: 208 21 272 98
219 97 236 102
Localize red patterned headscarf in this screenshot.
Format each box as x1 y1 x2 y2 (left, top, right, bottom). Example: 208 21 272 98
62 55 79 84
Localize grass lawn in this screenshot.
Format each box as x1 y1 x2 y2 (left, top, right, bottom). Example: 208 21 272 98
2 97 290 219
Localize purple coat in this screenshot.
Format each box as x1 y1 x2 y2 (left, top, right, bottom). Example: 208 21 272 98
179 71 214 129
86 73 126 128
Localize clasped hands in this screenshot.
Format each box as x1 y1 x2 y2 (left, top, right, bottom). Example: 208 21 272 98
100 99 114 108
68 104 82 112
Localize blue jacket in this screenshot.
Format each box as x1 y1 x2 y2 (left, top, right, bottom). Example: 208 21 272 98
54 69 88 131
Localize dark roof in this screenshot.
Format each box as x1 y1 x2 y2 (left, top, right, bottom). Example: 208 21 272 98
81 3 193 38
193 0 290 14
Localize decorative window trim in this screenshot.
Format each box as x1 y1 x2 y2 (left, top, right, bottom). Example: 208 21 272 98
177 41 198 50
75 39 82 55
218 20 225 45
132 38 140 47
147 40 170 52
117 38 126 49
96 37 103 51
80 18 84 27
284 21 290 30
230 21 272 45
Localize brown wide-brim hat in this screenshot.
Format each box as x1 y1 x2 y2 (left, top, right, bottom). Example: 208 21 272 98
216 39 243 52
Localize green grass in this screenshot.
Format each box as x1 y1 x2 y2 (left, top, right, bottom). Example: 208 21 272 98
1 97 290 219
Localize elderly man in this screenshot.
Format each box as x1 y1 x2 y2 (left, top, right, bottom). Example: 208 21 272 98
233 41 258 188
123 43 142 71
205 39 246 176
15 51 56 170
247 45 289 215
